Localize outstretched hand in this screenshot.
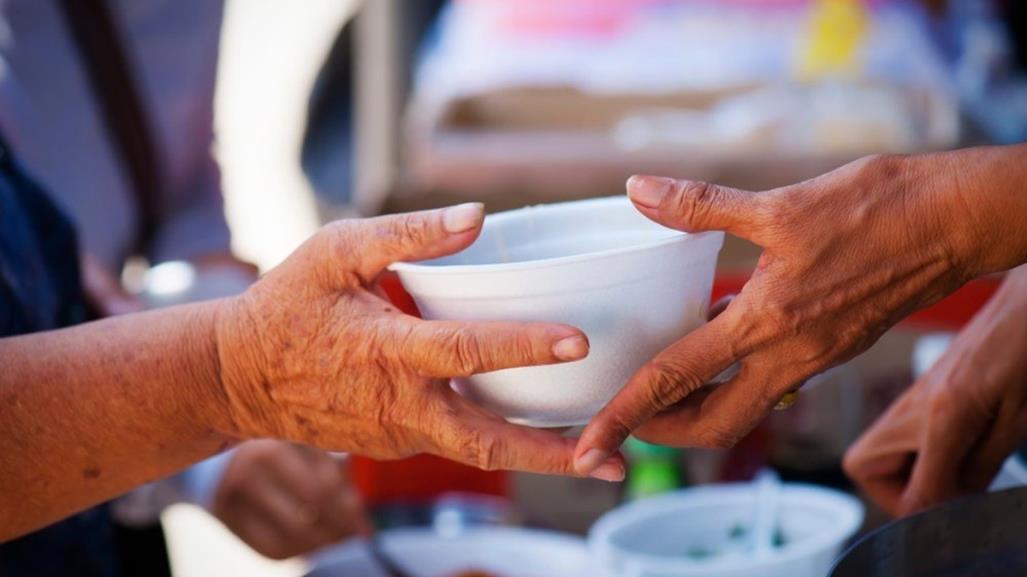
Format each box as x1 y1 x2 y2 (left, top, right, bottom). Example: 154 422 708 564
217 204 624 479
575 153 978 475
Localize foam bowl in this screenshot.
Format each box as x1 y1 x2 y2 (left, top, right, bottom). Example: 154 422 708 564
589 483 864 577
390 196 723 427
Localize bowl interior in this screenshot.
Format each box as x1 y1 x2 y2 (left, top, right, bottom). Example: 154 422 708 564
595 485 863 566
308 527 595 577
420 197 682 268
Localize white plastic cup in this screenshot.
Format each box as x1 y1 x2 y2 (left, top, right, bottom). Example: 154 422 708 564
307 527 600 577
390 196 724 427
588 483 865 577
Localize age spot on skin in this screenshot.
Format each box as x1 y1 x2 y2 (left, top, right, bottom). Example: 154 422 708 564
295 414 321 438
83 467 101 479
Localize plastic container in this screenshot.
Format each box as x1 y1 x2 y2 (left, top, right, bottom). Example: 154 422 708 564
589 483 864 577
390 196 724 427
306 526 603 577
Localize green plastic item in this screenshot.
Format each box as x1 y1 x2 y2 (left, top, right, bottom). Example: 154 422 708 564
625 437 683 501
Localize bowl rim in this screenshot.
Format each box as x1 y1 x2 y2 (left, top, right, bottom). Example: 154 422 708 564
389 196 722 276
587 482 865 570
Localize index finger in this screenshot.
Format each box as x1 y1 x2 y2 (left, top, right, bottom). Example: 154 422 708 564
573 311 739 476
428 390 625 480
843 392 923 517
900 391 988 515
396 317 590 377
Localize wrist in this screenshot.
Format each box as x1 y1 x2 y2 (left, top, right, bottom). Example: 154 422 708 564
185 300 243 441
212 293 277 440
927 145 1027 279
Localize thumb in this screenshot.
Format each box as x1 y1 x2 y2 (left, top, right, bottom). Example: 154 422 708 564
626 175 764 242
332 203 485 285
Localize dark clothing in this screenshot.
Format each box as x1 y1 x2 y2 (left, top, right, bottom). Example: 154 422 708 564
0 145 87 334
0 139 120 577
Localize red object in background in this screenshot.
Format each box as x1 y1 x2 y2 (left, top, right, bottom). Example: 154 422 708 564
712 271 1004 331
351 454 508 507
353 273 508 507
364 269 1001 503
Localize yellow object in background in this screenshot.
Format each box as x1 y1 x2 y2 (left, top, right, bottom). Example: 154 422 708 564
796 0 869 79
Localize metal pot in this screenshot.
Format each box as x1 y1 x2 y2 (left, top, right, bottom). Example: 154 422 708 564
831 487 1027 577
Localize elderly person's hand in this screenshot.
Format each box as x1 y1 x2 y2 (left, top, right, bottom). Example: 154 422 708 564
217 204 623 479
573 145 1027 476
843 266 1027 517
213 441 369 559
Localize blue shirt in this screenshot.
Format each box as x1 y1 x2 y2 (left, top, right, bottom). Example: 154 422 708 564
0 0 229 273
0 139 119 577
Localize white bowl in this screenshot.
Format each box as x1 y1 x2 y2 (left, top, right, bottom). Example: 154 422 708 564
588 483 865 577
391 196 724 427
307 526 604 577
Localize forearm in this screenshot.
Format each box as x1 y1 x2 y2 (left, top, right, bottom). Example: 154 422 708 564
0 300 237 540
928 144 1027 278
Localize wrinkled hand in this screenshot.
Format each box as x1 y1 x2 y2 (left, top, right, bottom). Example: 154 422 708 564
575 153 982 474
217 204 623 479
213 440 368 559
844 266 1027 517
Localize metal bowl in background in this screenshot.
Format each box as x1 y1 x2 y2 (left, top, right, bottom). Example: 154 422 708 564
830 487 1027 577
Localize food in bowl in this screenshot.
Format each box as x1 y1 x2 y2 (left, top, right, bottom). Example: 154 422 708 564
589 483 864 577
390 197 724 427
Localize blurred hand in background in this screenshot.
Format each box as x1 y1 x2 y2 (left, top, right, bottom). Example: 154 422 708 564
844 265 1027 517
213 441 369 560
574 145 1027 476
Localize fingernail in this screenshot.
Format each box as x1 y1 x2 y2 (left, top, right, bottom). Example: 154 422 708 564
442 203 484 234
627 175 674 209
552 334 589 361
575 448 609 475
590 461 625 483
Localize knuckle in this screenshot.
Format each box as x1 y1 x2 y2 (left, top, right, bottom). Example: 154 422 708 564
672 180 718 227
443 328 483 376
589 411 636 452
794 333 834 366
854 153 900 179
453 427 500 471
927 388 957 418
320 221 356 256
752 192 786 226
645 358 706 403
762 299 790 328
514 331 541 364
755 383 785 409
386 214 432 250
474 431 501 471
694 424 740 449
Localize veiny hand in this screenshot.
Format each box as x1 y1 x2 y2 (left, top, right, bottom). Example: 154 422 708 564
216 204 624 480
575 152 989 475
844 266 1027 517
213 440 368 559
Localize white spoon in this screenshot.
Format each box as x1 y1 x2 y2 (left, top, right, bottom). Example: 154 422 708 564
751 468 782 559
